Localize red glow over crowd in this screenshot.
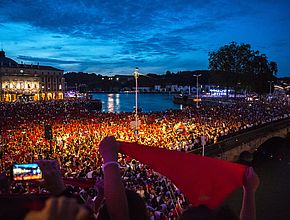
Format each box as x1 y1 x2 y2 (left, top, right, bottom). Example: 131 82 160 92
0 98 289 219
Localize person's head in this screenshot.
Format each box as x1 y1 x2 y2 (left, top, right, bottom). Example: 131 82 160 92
97 189 147 220
237 151 253 166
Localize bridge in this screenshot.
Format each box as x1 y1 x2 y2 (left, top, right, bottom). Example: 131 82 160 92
195 117 290 161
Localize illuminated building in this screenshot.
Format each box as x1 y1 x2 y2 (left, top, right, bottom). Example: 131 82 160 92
0 50 65 102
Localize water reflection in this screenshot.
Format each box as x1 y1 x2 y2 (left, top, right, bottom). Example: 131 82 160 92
115 94 120 113
94 93 181 113
106 94 121 113
107 94 114 113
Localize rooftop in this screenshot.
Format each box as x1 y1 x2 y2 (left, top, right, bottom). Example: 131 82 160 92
0 50 63 71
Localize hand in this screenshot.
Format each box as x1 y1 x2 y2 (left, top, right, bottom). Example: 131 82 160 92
243 167 260 193
37 160 65 195
99 136 120 163
85 178 104 213
25 197 90 220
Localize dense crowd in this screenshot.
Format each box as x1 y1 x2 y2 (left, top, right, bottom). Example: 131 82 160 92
0 98 289 219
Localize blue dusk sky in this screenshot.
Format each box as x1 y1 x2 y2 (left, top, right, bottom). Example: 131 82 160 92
0 0 289 77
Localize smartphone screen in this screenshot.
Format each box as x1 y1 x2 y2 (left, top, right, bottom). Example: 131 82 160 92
12 163 43 181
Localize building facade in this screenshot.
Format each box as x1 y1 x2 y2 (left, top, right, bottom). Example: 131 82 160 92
0 50 65 102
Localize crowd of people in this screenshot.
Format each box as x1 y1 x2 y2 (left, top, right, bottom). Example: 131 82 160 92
0 98 289 219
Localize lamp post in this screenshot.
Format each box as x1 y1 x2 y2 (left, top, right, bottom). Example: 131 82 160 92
194 74 202 108
134 67 139 141
268 81 274 96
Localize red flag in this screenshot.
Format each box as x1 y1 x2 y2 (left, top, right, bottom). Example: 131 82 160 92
119 142 246 209
63 178 95 188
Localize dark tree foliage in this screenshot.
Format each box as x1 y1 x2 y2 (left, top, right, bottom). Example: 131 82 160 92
64 72 121 92
64 70 211 92
208 42 277 94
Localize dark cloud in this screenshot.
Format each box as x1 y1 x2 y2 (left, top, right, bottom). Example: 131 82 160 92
0 0 237 40
168 22 219 35
17 55 83 64
0 0 289 76
0 0 253 62
51 35 62 38
40 46 63 50
17 55 126 68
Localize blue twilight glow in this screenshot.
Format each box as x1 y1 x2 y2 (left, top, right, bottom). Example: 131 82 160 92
0 0 289 77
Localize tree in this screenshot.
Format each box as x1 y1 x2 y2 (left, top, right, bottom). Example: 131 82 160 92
165 70 171 75
269 61 278 75
250 54 277 94
208 42 278 95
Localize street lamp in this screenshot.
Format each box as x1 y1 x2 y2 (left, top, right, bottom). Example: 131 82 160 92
268 81 274 96
193 74 202 108
134 67 139 141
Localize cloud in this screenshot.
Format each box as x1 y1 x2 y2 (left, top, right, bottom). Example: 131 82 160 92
17 55 82 64
51 35 62 38
0 0 289 76
0 0 237 41
17 54 127 67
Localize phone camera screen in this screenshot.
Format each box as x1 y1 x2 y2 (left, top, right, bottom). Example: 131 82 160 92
12 163 42 181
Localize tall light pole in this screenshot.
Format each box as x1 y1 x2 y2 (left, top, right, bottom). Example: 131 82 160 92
268 81 274 96
134 67 139 142
194 74 202 108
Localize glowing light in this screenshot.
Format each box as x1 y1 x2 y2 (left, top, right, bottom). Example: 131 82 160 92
209 89 229 96
107 93 114 113
115 93 120 113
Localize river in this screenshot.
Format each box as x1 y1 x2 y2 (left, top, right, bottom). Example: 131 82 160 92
92 92 182 113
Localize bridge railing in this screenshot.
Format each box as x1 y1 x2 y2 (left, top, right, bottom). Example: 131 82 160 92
189 117 290 158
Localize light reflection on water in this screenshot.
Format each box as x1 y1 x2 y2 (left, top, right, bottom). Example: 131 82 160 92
92 93 180 113
115 94 120 113
106 93 121 113
107 94 114 113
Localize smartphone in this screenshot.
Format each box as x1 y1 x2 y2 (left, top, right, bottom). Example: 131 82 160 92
12 163 43 181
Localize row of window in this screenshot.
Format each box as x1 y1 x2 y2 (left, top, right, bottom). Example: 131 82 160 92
41 84 62 91
42 77 62 83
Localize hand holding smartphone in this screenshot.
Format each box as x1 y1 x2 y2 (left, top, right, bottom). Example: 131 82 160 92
11 163 43 181
11 160 65 195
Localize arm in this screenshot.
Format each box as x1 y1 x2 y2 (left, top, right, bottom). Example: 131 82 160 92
37 160 66 195
240 167 260 220
99 136 129 220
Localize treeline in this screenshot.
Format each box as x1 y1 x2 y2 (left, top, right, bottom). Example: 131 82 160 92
64 70 278 94
63 70 220 92
64 42 288 94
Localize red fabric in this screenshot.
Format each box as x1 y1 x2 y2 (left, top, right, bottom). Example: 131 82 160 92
119 142 246 209
63 178 95 188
